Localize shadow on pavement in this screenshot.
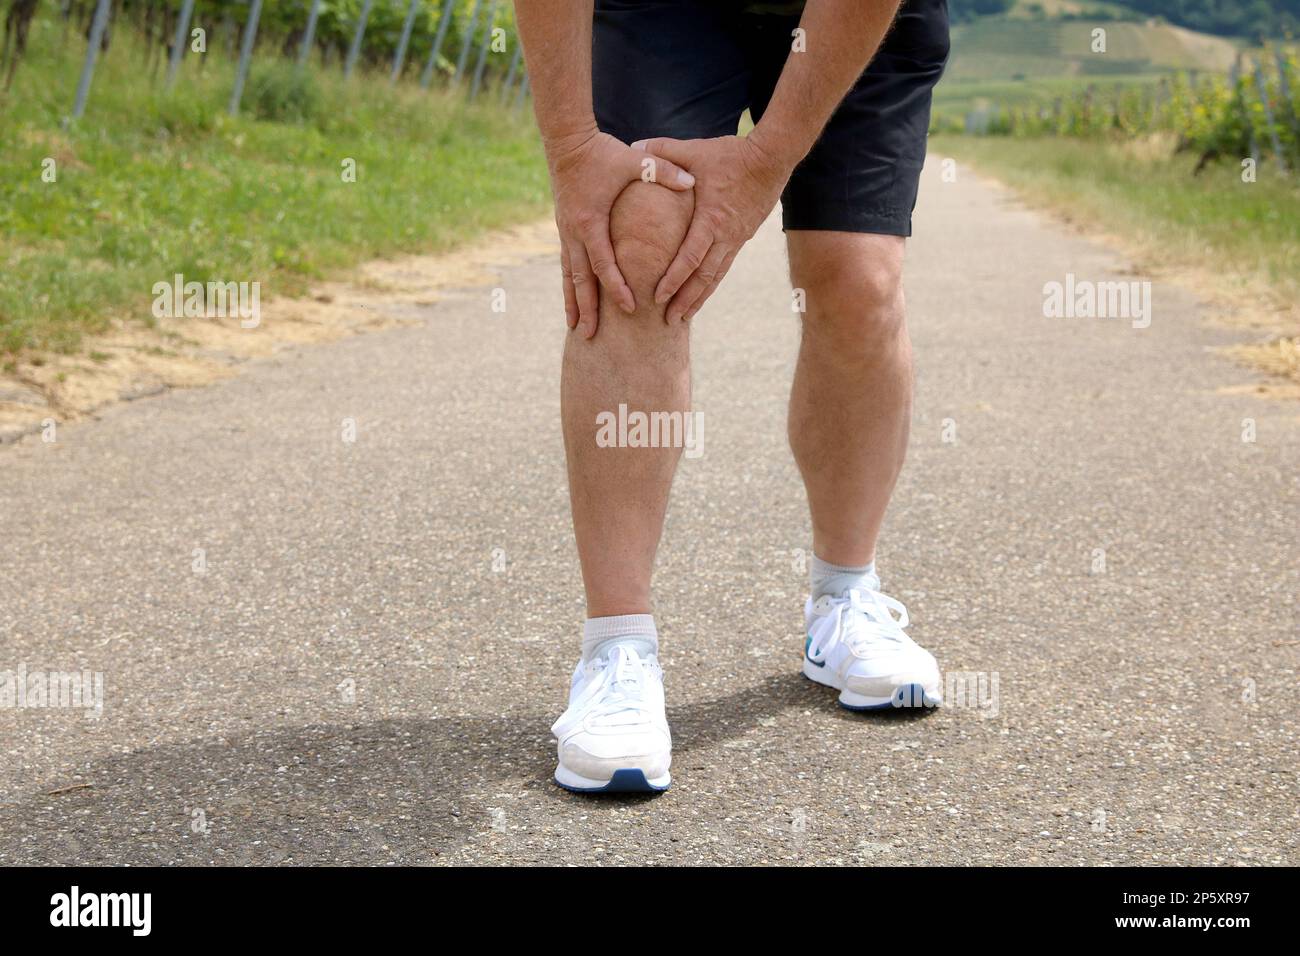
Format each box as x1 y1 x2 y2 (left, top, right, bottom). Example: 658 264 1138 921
0 672 932 864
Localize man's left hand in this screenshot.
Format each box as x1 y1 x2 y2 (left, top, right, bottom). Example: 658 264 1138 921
632 134 791 324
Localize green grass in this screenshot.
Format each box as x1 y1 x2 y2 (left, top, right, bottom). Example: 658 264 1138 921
930 134 1300 313
0 16 550 356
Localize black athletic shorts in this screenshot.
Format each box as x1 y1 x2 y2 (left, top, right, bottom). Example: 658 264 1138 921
592 0 950 236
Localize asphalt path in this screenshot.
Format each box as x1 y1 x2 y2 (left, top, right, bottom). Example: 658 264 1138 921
1 160 1295 865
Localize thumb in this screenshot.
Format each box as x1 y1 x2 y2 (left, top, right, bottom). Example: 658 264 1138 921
626 146 695 191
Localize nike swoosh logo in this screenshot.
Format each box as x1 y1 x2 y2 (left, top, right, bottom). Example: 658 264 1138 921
804 636 824 668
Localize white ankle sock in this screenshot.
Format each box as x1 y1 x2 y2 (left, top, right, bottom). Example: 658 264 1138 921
582 613 658 662
810 555 877 600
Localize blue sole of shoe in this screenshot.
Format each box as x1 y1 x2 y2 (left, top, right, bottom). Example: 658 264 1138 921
840 681 938 711
555 768 670 794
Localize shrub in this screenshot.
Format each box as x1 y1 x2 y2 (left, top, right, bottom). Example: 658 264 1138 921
245 63 322 123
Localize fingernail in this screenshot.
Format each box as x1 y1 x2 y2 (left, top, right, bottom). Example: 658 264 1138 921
677 170 695 187
622 293 636 313
631 140 646 150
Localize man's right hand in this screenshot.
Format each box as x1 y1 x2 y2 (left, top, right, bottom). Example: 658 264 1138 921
546 129 696 338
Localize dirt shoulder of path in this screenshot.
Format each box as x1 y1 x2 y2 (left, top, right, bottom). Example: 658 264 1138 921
953 163 1300 401
0 218 559 444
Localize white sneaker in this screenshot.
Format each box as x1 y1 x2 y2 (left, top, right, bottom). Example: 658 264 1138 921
803 580 941 711
550 643 672 793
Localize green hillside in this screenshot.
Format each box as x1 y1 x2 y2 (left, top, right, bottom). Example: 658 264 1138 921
944 16 1239 82
952 0 1300 38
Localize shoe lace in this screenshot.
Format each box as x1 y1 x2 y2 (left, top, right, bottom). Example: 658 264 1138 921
583 645 654 720
807 586 911 664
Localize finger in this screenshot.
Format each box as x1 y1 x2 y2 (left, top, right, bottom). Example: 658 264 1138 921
560 244 579 330
581 223 636 314
680 247 738 323
627 150 695 190
666 242 732 324
654 219 714 308
631 137 697 171
569 243 600 339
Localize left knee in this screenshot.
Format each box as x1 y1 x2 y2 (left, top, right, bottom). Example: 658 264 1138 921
792 237 906 348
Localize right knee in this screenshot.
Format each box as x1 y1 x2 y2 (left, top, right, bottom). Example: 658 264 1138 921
607 181 694 319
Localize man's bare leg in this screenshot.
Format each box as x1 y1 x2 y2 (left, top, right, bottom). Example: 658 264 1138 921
787 230 939 710
787 232 911 568
550 181 693 793
561 181 695 618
